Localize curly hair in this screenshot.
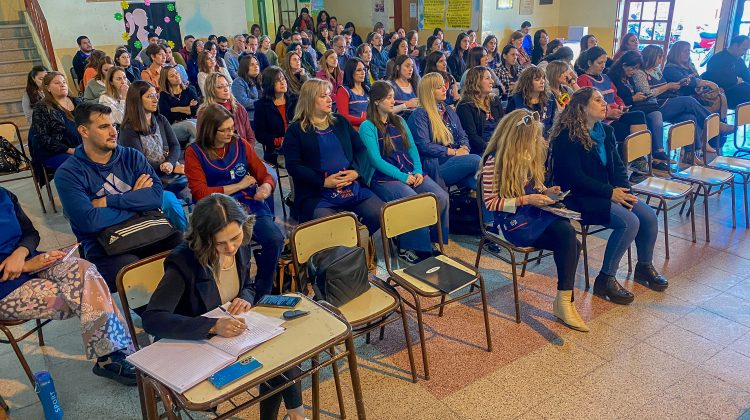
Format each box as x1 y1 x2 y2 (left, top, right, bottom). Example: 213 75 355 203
548 87 598 151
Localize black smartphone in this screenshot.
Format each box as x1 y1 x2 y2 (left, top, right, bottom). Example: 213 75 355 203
256 295 301 308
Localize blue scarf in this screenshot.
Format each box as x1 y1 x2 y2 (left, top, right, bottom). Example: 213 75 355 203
590 122 607 166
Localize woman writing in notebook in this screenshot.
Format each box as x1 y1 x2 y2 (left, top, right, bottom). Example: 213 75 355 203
142 194 306 420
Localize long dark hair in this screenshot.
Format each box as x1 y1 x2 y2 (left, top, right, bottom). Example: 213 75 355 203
532 29 548 63
186 193 255 275
260 66 291 101
388 38 408 60
542 46 574 64
342 57 367 91
121 80 155 135
423 50 451 82
608 50 643 83
466 46 487 69
388 55 420 91
238 54 261 87
579 46 607 73
641 45 664 70
549 87 598 151
580 35 596 53
366 81 409 156
25 65 48 108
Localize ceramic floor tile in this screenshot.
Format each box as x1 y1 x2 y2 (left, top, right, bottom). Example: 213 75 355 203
730 331 750 359
644 324 724 365
702 348 750 393
674 307 750 346
442 377 529 420
663 367 750 420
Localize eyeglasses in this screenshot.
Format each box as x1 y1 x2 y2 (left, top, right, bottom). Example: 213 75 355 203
515 111 541 126
144 93 159 99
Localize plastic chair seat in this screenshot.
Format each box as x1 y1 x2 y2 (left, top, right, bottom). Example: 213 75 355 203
674 165 733 185
393 255 477 296
632 176 693 199
709 156 750 173
338 285 397 326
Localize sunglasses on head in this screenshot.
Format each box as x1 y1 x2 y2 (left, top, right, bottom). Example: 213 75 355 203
515 111 541 127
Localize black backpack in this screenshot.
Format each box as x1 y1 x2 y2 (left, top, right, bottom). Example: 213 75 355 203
449 189 482 235
305 246 370 306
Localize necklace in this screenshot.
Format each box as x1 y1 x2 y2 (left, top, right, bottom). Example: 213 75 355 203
214 144 228 159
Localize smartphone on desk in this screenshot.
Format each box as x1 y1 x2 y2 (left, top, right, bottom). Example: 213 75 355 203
209 356 262 389
256 295 301 308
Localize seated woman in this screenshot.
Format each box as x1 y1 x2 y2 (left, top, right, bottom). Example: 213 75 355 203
408 72 480 191
461 47 501 90
387 55 420 117
663 41 727 115
316 50 344 111
495 45 520 101
423 51 461 106
282 78 384 233
31 71 82 169
98 66 129 125
186 39 205 86
537 46 574 72
115 48 141 84
550 87 669 305
185 104 283 299
281 50 309 97
505 66 555 135
0 186 136 385
447 33 470 84
456 66 504 153
612 32 639 63
546 60 580 111
81 50 106 90
198 51 232 96
356 43 376 85
481 110 587 331
385 38 409 80
576 47 648 153
507 31 532 70
530 29 549 65
482 35 500 71
231 55 262 121
141 194 305 420
140 44 167 93
197 73 255 147
158 65 200 148
336 57 370 129
83 56 114 102
118 81 189 231
22 65 47 124
359 81 449 263
254 66 298 163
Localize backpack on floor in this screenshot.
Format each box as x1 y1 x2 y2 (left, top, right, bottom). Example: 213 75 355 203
449 188 482 236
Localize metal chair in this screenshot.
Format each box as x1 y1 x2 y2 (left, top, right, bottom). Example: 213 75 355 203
732 101 750 157
704 113 750 227
668 121 736 242
380 193 492 380
625 130 697 259
474 170 552 323
0 319 50 388
0 122 48 213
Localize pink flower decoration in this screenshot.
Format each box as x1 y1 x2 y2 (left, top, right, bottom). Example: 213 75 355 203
164 16 171 23
144 0 151 5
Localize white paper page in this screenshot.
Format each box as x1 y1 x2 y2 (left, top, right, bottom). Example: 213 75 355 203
126 339 235 393
208 312 286 357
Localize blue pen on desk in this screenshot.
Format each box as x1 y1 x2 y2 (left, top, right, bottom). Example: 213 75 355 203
219 306 250 331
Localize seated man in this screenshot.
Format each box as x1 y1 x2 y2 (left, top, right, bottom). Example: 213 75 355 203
225 34 246 79
72 35 93 89
704 35 750 108
275 30 293 62
333 35 351 69
240 34 270 72
136 32 161 68
55 103 183 292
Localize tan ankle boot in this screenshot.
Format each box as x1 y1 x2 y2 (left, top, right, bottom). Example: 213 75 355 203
553 290 589 332
720 122 735 135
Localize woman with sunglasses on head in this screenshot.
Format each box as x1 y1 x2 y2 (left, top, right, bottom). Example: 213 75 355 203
482 110 587 331
359 81 449 262
550 87 668 305
185 104 283 301
254 66 298 164
283 78 384 233
408 72 481 193
336 57 370 130
142 194 306 420
457 66 504 153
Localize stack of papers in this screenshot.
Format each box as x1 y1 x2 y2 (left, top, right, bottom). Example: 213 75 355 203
126 309 285 393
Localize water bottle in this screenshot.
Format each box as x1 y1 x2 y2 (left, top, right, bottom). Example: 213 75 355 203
33 371 63 419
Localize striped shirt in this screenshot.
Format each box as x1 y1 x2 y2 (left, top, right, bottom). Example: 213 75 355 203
481 155 520 213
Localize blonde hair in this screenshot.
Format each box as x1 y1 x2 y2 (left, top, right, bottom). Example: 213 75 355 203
482 109 547 198
293 78 337 132
545 60 570 92
199 72 238 111
103 66 126 99
417 72 453 146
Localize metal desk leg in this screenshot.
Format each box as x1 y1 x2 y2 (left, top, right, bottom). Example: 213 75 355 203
312 355 320 420
345 334 366 419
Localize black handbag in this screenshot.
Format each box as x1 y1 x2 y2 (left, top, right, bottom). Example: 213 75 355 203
96 210 179 256
0 137 28 174
449 188 482 235
305 246 370 306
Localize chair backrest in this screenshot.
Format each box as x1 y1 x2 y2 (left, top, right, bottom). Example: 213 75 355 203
0 122 25 154
704 113 720 143
290 212 360 265
380 193 440 240
116 251 169 349
736 102 750 126
667 120 695 151
624 130 652 163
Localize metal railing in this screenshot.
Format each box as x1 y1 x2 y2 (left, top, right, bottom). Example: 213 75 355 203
23 0 57 70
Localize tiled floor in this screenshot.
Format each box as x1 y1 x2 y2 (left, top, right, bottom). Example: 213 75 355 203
4 150 750 419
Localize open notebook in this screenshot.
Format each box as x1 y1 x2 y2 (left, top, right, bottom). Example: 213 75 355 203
126 308 285 393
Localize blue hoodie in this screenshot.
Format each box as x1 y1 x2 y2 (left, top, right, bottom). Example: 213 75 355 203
55 145 164 254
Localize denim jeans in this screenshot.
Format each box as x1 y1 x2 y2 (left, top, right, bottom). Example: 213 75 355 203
600 200 658 276
313 194 384 235
251 215 285 301
369 176 449 251
644 110 664 152
439 153 480 190
661 96 711 146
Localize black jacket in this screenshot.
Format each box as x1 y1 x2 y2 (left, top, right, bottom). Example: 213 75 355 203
550 125 629 225
447 51 466 83
455 97 504 153
30 97 83 163
142 242 256 341
282 116 364 222
253 95 298 159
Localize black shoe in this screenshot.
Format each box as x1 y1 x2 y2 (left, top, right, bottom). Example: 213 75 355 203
592 273 635 305
399 249 429 264
93 350 137 386
629 172 648 185
633 263 669 291
652 160 669 172
486 242 503 255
